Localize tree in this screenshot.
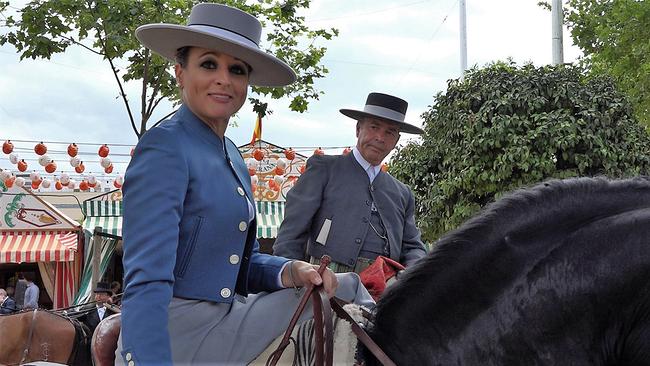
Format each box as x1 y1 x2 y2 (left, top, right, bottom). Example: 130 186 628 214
563 0 650 127
0 0 338 139
390 62 650 242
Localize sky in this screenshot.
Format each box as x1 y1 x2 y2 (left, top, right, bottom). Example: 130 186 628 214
0 0 582 185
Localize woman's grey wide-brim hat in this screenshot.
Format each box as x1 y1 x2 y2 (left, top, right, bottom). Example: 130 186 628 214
340 92 424 134
135 3 296 87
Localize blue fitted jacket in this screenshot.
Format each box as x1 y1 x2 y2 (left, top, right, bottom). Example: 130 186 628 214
120 105 289 365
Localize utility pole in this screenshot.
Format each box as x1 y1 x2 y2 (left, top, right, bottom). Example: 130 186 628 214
459 0 467 77
552 0 564 65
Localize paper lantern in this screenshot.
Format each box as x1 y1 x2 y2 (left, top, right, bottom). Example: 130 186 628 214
284 148 295 161
98 144 110 158
104 164 114 174
253 148 265 161
67 179 76 189
60 173 70 185
273 175 285 186
34 142 47 155
0 169 11 181
4 177 15 188
15 177 25 187
38 154 51 167
29 171 40 182
75 162 85 174
9 153 19 164
79 180 89 191
55 180 63 190
70 156 81 167
381 163 389 172
41 179 51 189
17 160 28 172
274 166 285 176
45 161 57 173
313 147 324 156
67 143 78 157
276 159 287 169
94 180 102 190
31 179 42 190
100 157 112 169
342 147 352 156
2 140 13 154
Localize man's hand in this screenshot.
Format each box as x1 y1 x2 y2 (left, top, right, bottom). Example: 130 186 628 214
282 260 338 298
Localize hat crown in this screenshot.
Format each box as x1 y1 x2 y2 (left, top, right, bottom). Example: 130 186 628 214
365 93 408 116
94 282 112 293
188 3 262 46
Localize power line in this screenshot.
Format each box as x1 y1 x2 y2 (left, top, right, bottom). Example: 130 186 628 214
397 0 459 87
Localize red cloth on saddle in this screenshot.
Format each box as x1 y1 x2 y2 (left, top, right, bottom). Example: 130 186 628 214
359 256 405 300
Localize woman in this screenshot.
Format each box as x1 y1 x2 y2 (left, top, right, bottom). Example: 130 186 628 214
118 4 374 365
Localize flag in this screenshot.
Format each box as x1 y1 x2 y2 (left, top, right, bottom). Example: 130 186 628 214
250 113 262 144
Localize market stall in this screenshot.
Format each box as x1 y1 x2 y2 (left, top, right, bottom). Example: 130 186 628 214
0 184 82 308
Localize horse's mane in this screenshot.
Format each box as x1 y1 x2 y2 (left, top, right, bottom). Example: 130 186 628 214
374 176 650 346
392 176 650 287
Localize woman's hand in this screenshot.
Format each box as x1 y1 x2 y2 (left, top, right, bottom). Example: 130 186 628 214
282 260 338 298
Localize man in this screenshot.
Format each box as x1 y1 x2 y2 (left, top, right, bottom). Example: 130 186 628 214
0 288 17 314
14 272 27 310
274 92 427 273
79 282 119 335
22 272 39 310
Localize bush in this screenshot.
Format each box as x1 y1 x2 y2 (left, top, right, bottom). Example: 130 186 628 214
390 62 650 242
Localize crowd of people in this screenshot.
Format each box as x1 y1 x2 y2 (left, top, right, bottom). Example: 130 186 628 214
0 272 39 313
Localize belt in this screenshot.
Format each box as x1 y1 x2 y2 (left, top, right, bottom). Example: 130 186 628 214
309 256 374 274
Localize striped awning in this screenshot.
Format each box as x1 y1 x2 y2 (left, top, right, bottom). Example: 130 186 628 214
82 200 123 237
0 231 78 263
82 216 122 237
256 201 285 239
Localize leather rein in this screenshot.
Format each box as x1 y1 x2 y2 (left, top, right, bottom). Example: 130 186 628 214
266 255 396 366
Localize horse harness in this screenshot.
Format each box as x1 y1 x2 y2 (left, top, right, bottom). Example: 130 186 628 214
18 309 38 365
266 256 396 366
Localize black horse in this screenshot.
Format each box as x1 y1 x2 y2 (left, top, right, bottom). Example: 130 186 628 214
366 177 650 365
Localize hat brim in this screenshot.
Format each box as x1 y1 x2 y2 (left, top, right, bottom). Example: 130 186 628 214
136 24 296 87
340 109 424 135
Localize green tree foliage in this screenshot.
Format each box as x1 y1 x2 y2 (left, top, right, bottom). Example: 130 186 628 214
0 0 338 138
390 62 650 242
564 0 650 127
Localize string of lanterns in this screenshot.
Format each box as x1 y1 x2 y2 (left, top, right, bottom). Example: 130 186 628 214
2 140 125 191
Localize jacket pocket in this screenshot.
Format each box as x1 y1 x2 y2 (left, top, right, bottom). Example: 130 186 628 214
176 216 204 278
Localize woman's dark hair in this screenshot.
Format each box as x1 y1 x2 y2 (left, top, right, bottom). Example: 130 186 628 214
175 46 191 68
174 46 253 73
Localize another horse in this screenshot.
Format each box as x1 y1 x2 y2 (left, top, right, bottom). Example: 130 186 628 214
366 176 650 365
0 309 89 365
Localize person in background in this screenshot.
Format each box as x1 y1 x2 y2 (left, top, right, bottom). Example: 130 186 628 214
274 92 427 274
0 288 17 314
118 4 374 365
14 272 27 310
110 280 122 305
22 272 39 310
80 282 119 335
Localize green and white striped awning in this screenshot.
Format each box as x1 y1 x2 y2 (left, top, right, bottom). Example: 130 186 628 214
81 200 123 238
256 201 285 239
74 199 122 305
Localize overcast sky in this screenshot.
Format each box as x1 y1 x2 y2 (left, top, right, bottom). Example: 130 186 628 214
0 0 582 181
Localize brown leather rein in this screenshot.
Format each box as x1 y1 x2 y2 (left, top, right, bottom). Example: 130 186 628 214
266 255 396 366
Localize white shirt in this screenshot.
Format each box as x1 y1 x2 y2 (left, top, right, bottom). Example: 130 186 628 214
352 147 382 182
97 306 106 320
